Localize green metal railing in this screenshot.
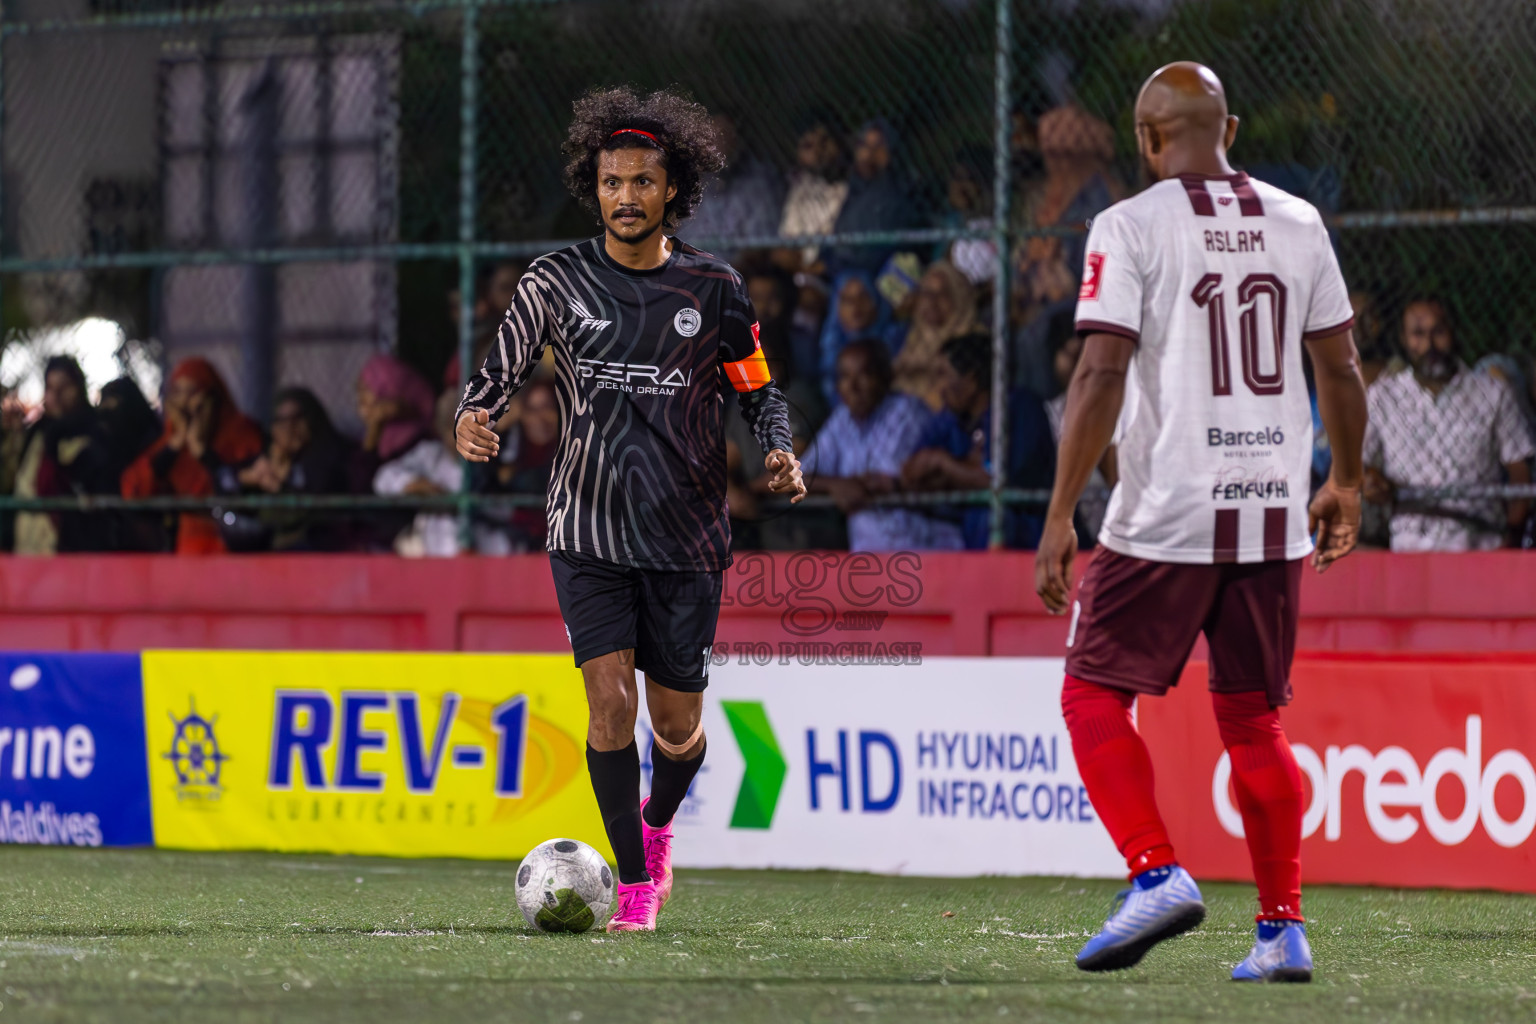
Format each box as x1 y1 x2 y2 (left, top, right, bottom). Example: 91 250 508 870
0 0 1023 540
4 0 1536 552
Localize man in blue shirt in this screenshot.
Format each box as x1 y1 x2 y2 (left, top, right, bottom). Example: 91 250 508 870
902 330 1056 548
800 339 957 550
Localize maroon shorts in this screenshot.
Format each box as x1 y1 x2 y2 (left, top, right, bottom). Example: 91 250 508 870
1064 548 1304 707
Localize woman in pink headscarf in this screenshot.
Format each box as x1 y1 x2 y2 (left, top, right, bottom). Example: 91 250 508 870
352 355 439 546
354 354 435 471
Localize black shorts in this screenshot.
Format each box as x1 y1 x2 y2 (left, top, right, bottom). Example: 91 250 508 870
1064 548 1303 707
548 550 723 692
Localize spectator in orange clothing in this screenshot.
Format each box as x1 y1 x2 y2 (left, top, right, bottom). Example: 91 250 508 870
121 358 264 554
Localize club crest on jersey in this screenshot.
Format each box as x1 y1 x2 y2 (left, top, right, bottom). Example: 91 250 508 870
674 307 702 337
568 298 613 336
1080 252 1106 300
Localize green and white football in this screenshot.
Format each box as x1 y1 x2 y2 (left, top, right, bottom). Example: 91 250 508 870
515 838 615 933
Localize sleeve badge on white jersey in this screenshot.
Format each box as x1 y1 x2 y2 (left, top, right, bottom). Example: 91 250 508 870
1080 251 1106 300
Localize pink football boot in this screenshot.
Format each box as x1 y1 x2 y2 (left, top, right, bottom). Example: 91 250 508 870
605 879 659 933
640 796 676 910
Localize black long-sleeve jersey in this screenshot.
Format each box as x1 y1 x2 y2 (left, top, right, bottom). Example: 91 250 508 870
458 237 793 571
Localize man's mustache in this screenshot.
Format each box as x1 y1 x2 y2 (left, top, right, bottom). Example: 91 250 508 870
610 207 645 220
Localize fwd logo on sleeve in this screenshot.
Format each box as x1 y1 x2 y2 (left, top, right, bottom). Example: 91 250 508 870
568 299 612 336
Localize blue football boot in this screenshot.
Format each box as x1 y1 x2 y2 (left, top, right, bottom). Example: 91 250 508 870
1232 919 1313 982
1075 865 1207 972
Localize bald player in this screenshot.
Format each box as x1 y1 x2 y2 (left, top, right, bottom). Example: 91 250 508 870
1035 63 1367 980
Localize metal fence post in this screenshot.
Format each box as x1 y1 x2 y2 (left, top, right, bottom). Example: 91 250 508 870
457 0 480 548
988 0 1013 550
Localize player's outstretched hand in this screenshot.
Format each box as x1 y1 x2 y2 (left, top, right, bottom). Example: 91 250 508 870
765 449 806 504
1034 515 1078 615
456 409 500 463
1308 479 1361 573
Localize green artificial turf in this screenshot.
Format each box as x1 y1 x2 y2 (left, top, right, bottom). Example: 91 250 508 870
0 848 1532 1022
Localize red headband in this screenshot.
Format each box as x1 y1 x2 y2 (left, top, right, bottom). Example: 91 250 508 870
610 128 661 145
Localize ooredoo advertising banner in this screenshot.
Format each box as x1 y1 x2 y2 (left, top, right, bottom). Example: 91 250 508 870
1139 654 1536 893
5 648 1536 891
140 651 611 859
655 657 1125 878
0 652 152 847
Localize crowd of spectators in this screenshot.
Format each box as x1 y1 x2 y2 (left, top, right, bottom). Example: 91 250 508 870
1 105 1532 555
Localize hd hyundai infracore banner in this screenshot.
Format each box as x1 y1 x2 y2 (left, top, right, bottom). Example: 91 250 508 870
1 652 1533 892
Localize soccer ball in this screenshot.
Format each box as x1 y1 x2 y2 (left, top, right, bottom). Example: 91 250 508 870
515 838 615 933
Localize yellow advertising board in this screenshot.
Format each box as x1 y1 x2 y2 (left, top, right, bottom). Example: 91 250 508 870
141 651 610 859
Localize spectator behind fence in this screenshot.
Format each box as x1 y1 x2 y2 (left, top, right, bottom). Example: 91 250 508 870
892 260 978 410
4 356 117 554
728 265 838 551
1363 299 1535 550
355 354 439 550
778 116 848 270
1041 315 1116 544
799 339 950 551
933 145 997 287
828 118 925 275
1010 105 1119 398
679 113 783 263
121 358 264 555
234 387 355 552
901 330 1055 549
98 378 161 477
375 390 462 557
788 271 831 393
819 270 907 405
96 377 165 552
1350 290 1392 385
356 355 436 483
738 258 828 432
442 260 530 392
476 377 560 554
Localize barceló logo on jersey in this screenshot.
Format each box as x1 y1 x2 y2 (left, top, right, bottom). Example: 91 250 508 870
1080 252 1106 300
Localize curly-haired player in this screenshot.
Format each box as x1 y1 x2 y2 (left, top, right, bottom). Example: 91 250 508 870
456 86 805 932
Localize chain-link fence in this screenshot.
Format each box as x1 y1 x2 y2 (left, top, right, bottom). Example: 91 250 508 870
1 0 1533 554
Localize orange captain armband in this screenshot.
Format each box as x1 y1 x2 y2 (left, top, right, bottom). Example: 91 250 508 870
723 321 772 392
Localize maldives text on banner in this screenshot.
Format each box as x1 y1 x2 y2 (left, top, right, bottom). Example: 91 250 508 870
0 653 152 847
1139 655 1536 893
655 657 1125 878
140 652 610 859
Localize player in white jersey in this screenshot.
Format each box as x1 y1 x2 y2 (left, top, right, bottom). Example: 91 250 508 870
1034 63 1368 981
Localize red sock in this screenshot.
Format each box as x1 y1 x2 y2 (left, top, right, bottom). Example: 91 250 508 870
1213 691 1304 922
1061 675 1175 877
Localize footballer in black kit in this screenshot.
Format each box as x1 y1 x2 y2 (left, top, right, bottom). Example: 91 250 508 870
455 86 804 931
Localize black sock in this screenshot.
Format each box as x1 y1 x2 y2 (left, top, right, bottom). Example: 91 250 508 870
643 739 706 829
586 742 649 885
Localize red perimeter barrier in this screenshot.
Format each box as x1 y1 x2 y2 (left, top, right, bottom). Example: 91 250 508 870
0 549 1531 655
1140 655 1536 893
